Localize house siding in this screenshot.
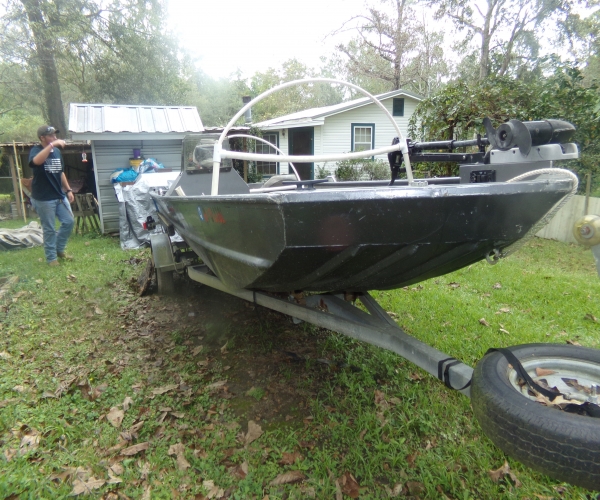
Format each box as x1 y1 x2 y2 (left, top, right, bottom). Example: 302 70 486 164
261 95 419 178
316 96 419 175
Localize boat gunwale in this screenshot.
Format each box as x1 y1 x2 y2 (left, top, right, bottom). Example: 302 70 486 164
152 177 575 205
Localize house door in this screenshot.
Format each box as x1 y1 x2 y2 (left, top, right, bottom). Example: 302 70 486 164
288 127 314 180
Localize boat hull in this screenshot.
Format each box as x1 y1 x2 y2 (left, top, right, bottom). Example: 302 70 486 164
152 178 573 292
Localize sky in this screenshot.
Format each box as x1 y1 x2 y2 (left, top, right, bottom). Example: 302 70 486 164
167 0 368 79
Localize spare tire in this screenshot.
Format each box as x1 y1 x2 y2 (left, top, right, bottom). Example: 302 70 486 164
471 343 600 491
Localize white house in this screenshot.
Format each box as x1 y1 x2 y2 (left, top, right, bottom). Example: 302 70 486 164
252 89 422 180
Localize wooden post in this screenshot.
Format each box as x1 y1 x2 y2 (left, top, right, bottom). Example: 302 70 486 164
13 142 27 223
584 172 591 216
243 138 248 182
7 155 23 218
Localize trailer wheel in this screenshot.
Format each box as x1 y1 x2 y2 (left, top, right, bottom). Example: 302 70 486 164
471 343 600 491
156 268 175 295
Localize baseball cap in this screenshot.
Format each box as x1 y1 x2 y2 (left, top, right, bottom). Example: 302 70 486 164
37 125 59 137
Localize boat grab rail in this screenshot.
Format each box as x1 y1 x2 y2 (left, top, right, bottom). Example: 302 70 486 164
212 78 413 195
227 133 301 181
502 167 579 257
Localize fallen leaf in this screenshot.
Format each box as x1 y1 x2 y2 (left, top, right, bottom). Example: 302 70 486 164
90 383 108 401
138 461 151 481
535 367 556 377
498 307 511 313
270 470 306 486
339 472 360 498
389 483 404 497
244 420 263 446
105 440 128 454
107 470 122 484
479 318 491 327
152 384 178 396
192 345 204 356
168 443 191 470
205 380 227 391
566 339 582 346
95 307 104 315
229 461 248 479
584 313 598 322
141 483 152 500
19 428 40 455
122 396 134 411
448 282 460 288
121 442 149 456
493 282 502 289
70 477 106 495
0 351 12 359
106 407 125 428
406 481 426 495
335 480 343 500
488 461 521 487
202 480 224 499
108 463 123 476
279 452 303 465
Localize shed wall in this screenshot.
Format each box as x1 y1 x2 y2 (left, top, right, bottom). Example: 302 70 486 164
92 139 182 233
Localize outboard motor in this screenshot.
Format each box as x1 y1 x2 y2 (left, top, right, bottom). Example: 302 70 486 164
483 118 576 156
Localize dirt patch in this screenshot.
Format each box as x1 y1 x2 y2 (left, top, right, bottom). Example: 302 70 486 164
133 277 339 430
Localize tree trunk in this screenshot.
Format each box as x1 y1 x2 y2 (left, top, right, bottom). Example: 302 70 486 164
20 0 67 138
479 0 495 80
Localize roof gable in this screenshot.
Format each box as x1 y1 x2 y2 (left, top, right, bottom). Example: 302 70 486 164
254 89 422 128
68 104 204 135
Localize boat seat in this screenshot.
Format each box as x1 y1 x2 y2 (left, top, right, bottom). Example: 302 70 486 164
262 174 297 188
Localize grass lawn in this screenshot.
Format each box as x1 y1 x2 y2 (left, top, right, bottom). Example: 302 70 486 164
0 217 599 499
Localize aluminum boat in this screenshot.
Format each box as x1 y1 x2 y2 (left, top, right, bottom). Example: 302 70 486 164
151 78 579 292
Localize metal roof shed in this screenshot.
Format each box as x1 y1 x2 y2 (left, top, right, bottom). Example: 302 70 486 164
69 104 203 234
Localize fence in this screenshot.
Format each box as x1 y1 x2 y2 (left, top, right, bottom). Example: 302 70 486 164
536 195 600 244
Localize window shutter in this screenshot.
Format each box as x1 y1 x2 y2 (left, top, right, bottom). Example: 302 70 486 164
393 98 404 117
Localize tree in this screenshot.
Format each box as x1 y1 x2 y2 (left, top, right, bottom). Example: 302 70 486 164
247 59 345 122
430 0 582 80
332 0 448 95
408 65 600 188
0 0 193 136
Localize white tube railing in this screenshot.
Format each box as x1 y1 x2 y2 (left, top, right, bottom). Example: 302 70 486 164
227 133 301 181
212 78 413 195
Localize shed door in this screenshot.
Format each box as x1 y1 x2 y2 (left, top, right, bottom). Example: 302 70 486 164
288 127 314 180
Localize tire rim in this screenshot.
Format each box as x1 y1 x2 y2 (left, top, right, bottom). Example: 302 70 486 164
507 356 600 404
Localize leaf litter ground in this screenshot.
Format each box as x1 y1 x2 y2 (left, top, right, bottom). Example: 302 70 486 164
0 228 599 499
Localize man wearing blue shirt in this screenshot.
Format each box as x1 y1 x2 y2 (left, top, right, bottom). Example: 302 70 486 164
28 126 75 266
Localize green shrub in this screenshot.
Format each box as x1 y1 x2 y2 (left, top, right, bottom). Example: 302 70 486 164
315 165 330 179
246 164 263 184
334 158 390 181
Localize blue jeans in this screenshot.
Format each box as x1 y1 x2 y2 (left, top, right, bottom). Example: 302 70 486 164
31 197 74 262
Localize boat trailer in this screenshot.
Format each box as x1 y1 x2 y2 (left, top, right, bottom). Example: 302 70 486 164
150 230 472 395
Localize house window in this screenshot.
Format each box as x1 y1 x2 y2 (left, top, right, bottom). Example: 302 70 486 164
256 133 278 176
393 98 404 117
351 124 375 152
